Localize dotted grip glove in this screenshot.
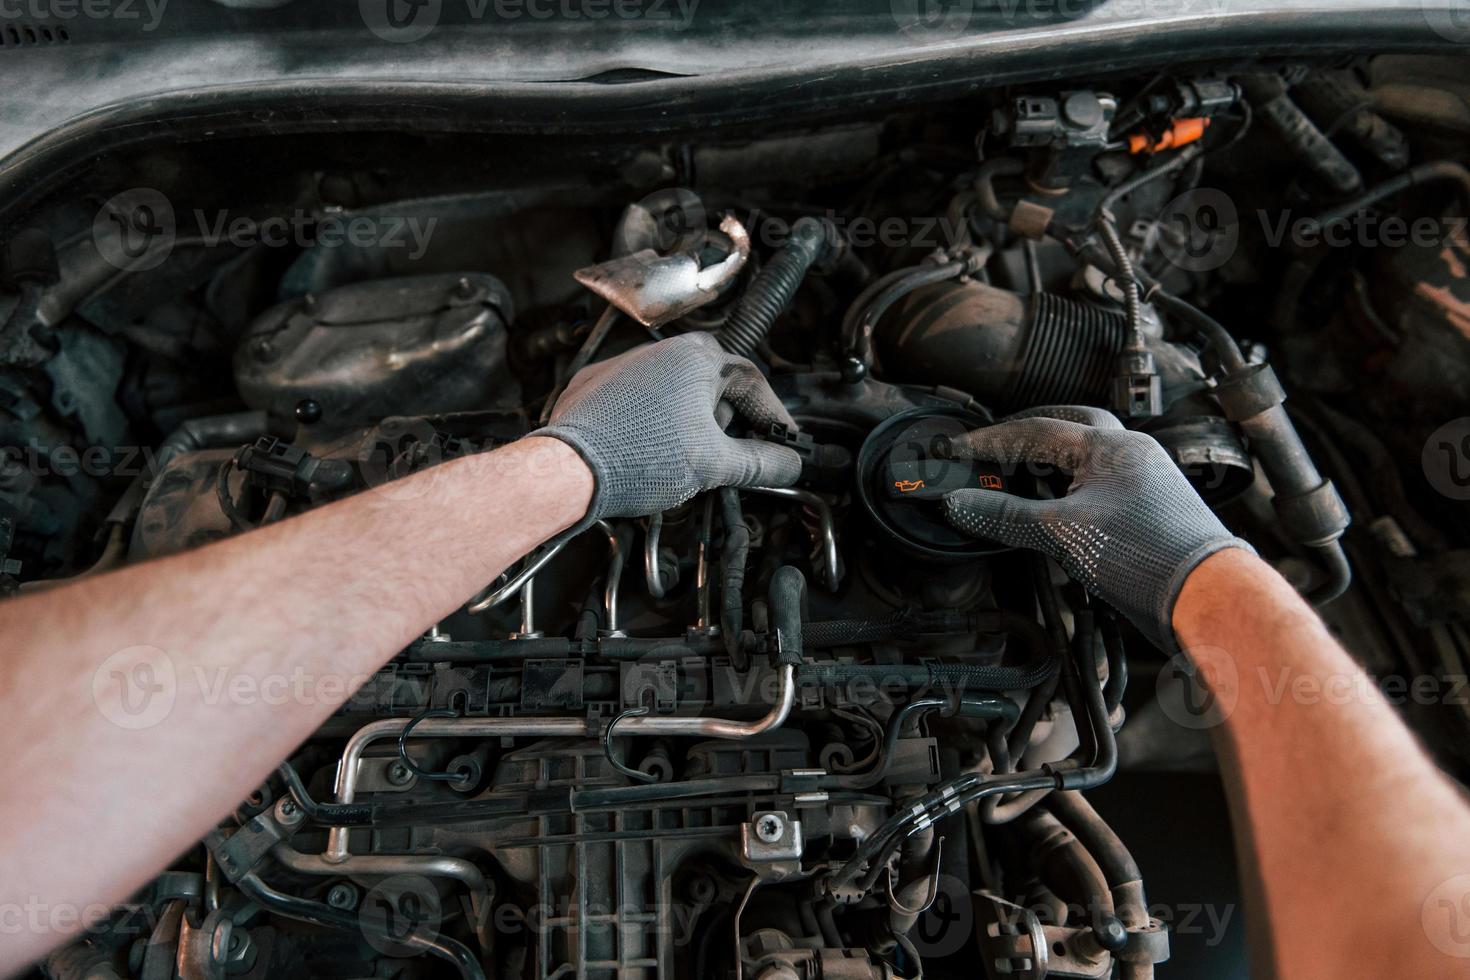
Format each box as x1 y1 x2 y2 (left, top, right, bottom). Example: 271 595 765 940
941 406 1251 649
537 332 802 521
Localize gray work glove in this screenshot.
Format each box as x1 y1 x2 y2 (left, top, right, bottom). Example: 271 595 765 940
537 332 803 520
940 406 1250 649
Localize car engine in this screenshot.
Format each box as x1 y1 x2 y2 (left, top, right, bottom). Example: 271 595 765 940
10 55 1470 980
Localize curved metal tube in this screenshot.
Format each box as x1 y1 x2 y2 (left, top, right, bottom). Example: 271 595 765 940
644 510 669 599
466 538 568 614
616 663 796 738
272 843 491 914
324 664 797 861
594 519 631 635
745 486 840 590
695 494 715 628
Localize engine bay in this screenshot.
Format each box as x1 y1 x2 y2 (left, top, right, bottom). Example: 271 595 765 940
9 53 1470 980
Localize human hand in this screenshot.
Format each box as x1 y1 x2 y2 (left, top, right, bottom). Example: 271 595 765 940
537 332 802 520
941 406 1250 648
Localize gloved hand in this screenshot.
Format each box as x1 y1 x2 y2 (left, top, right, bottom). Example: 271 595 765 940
940 406 1250 648
537 332 803 520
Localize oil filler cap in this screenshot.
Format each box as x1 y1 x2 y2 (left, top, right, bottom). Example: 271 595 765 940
856 405 1031 560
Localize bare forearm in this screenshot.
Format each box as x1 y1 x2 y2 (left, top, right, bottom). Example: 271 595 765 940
0 437 591 971
1175 548 1470 978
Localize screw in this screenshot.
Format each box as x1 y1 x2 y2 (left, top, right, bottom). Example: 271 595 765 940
274 797 305 827
386 761 414 786
326 883 358 910
755 814 785 843
454 277 477 300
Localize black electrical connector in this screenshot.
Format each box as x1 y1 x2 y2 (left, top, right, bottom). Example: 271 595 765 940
234 437 355 499
759 422 852 489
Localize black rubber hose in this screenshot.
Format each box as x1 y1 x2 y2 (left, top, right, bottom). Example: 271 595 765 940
716 217 834 357
1147 290 1247 373
234 872 487 980
1099 614 1129 716
1057 610 1118 792
975 157 1025 221
1308 160 1470 230
824 694 1017 790
768 565 807 666
719 488 751 667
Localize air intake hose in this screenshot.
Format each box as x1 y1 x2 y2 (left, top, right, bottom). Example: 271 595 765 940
716 217 835 357
877 279 1127 412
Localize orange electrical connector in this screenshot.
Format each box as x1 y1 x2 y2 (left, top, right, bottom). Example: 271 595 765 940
1127 117 1210 154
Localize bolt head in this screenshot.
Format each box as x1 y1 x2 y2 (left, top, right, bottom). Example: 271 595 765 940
755 814 785 843
274 797 305 827
326 883 358 910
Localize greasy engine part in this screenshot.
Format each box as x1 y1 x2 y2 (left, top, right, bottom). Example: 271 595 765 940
235 272 519 427
575 214 752 329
